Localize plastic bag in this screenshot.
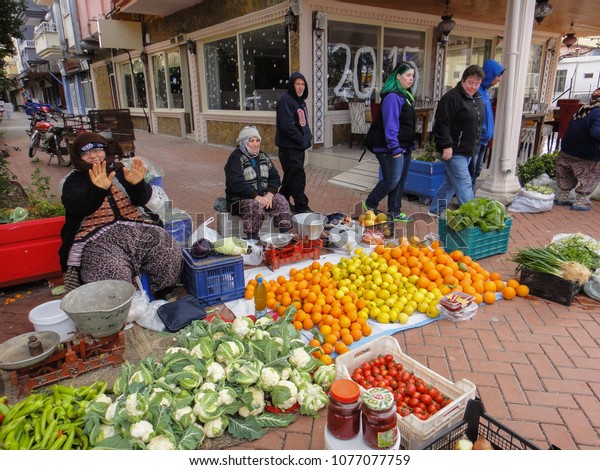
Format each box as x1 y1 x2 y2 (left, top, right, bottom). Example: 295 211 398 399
583 269 600 301
162 207 193 246
127 289 168 332
508 188 554 213
145 185 170 216
243 240 264 265
189 217 219 244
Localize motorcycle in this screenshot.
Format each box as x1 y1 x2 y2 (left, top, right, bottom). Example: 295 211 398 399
28 112 71 167
26 106 52 137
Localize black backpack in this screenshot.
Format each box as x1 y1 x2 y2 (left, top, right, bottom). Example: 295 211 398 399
359 104 387 162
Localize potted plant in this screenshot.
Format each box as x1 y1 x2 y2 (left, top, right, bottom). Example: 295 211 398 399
0 135 65 288
404 139 445 203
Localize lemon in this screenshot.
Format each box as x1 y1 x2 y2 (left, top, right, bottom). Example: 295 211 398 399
398 312 409 324
377 312 390 324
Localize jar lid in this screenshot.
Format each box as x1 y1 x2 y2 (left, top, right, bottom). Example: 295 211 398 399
330 379 360 403
363 387 394 411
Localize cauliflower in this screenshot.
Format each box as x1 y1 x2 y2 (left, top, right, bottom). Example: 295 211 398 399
130 420 154 443
104 402 118 422
98 425 115 442
232 317 254 337
174 406 197 427
93 394 112 405
254 316 274 329
238 387 265 417
289 347 311 369
259 367 281 392
147 434 176 450
270 380 298 411
204 416 229 439
206 362 226 382
125 393 146 417
217 388 237 406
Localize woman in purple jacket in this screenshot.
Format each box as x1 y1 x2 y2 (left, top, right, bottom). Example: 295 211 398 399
362 62 416 222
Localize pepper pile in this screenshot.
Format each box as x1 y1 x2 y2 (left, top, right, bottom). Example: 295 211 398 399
0 381 107 450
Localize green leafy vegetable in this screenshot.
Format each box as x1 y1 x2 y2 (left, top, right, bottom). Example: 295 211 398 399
445 197 508 232
547 233 600 270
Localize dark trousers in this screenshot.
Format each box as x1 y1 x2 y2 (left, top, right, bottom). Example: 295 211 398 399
279 147 310 211
366 151 411 215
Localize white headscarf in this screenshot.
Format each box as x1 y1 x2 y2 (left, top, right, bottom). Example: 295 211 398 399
236 126 261 157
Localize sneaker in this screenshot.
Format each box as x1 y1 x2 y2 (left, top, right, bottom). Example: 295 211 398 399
554 199 573 206
571 204 591 211
362 200 375 213
390 213 413 223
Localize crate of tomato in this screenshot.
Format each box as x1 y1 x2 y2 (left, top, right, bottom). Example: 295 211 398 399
335 336 477 450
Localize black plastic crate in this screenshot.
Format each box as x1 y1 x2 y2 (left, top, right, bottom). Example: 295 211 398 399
422 398 546 450
519 267 583 306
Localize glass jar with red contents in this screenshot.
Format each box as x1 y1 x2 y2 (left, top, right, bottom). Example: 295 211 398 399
361 387 398 449
327 379 362 440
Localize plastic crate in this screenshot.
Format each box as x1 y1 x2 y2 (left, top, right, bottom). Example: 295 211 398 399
438 217 512 260
335 336 477 450
422 398 544 450
181 249 245 306
519 267 583 306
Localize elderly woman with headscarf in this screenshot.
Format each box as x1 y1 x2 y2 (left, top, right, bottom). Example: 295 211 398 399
554 87 600 211
224 126 293 240
59 132 182 300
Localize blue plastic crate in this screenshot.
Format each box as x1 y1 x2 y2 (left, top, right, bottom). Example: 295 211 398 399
404 160 445 201
438 218 512 260
181 249 245 306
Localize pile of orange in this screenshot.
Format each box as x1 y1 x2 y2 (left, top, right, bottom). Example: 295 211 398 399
244 242 531 360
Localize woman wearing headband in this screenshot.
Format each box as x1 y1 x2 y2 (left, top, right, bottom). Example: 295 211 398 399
225 126 293 240
59 132 182 300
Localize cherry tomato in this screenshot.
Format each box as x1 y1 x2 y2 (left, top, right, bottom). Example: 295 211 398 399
406 383 416 396
408 397 420 408
416 383 428 394
420 394 433 405
427 403 439 414
413 412 427 420
400 371 411 382
384 354 394 363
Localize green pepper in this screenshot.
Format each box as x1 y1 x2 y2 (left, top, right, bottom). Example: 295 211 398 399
0 415 25 442
0 402 9 417
40 419 58 449
49 433 68 450
63 429 76 450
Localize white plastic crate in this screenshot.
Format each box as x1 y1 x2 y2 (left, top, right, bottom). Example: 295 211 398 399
335 336 477 450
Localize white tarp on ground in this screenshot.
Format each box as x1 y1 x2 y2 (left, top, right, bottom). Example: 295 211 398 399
225 249 440 356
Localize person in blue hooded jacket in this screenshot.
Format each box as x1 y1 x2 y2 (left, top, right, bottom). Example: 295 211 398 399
469 59 505 191
275 72 312 213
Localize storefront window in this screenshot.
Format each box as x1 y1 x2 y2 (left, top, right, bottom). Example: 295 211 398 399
327 21 378 110
204 23 288 111
444 36 493 94
168 52 183 108
327 21 426 110
81 72 95 110
152 54 167 108
121 60 147 108
525 44 543 100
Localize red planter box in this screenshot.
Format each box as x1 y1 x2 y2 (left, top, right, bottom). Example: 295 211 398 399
0 216 64 288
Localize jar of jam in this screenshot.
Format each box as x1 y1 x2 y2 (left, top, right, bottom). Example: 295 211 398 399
327 379 362 440
361 387 398 449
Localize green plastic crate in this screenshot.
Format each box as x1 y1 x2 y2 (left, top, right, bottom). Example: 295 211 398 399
438 217 512 260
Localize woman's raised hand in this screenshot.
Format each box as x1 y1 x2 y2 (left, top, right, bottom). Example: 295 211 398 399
89 161 115 189
123 157 146 185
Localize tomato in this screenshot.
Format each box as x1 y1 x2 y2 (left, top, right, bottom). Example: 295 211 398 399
416 383 428 394
398 406 411 417
412 391 421 400
384 354 394 363
406 383 416 396
434 394 445 404
427 403 439 414
361 362 371 371
420 394 432 405
413 412 428 420
408 397 420 408
400 371 411 382
429 387 440 399
390 380 398 390
388 368 398 378
396 363 403 372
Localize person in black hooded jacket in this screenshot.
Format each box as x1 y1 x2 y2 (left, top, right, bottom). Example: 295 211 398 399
275 72 312 213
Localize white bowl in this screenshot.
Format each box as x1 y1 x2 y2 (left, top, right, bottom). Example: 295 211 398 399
291 213 327 240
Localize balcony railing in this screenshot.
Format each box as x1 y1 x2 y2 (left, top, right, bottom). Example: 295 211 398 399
19 40 35 52
34 22 58 38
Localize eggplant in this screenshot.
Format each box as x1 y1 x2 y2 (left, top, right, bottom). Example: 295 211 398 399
190 238 214 258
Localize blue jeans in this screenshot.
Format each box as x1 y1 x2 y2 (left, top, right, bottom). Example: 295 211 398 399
469 144 488 191
429 154 474 215
366 151 411 215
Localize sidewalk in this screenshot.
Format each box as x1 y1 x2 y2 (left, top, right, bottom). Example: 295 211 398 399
1 111 599 450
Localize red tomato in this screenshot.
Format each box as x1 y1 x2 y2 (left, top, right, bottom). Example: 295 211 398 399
384 354 394 363
400 371 411 382
427 403 439 414
420 394 433 405
406 384 416 396
408 397 420 408
416 383 428 394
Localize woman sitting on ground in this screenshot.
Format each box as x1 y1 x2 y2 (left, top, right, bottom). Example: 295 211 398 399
59 132 182 300
224 126 293 240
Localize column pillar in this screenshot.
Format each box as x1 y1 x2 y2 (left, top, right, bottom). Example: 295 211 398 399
477 0 536 204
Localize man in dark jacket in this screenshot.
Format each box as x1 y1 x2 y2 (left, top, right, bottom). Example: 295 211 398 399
429 65 485 217
469 59 505 191
275 72 312 213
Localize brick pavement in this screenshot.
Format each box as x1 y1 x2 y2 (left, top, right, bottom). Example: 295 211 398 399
1 111 599 450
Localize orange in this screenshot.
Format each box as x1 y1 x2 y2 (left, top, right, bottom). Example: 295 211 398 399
494 280 506 291
374 244 386 255
244 289 254 300
489 272 502 281
361 323 373 336
341 333 354 346
321 342 334 355
309 338 321 348
351 329 363 341
482 291 496 304
506 279 520 289
319 324 332 336
293 320 303 330
335 341 348 354
324 333 338 346
516 284 530 297
450 250 464 261
483 280 497 293
320 354 333 365
501 286 517 300
302 317 314 330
